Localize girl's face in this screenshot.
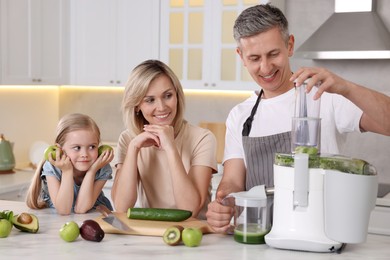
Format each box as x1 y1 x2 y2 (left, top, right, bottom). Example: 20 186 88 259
61 129 99 172
138 75 178 126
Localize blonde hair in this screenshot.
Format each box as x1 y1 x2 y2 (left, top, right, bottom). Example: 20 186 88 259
122 60 186 136
26 113 101 209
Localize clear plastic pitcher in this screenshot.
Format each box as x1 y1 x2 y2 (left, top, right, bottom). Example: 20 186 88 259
225 185 272 244
291 79 321 154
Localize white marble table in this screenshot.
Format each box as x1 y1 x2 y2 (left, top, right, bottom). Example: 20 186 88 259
1 200 390 260
0 169 34 201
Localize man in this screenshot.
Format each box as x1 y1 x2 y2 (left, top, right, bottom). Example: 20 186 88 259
206 4 390 233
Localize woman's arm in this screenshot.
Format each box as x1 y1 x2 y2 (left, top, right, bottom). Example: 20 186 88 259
144 124 214 217
111 146 139 212
166 146 213 216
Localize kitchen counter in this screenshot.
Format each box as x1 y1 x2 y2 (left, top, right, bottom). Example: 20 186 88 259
1 200 390 259
0 169 34 201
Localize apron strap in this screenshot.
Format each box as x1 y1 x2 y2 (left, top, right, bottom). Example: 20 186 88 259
242 89 264 136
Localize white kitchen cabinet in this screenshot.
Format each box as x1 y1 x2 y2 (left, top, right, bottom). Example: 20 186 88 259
0 0 69 85
70 0 159 86
159 0 260 90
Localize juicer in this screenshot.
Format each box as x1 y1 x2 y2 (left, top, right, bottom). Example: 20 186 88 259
264 81 378 252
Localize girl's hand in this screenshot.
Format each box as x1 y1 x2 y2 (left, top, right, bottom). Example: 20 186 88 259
90 148 114 172
48 147 73 173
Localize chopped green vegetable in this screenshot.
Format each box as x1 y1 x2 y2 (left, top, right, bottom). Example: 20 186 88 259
294 146 318 155
274 153 376 175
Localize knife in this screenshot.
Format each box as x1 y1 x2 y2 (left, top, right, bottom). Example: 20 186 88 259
96 205 132 232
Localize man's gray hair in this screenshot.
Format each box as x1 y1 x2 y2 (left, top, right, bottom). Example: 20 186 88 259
233 4 289 46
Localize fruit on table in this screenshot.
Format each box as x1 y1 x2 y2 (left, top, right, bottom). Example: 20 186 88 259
59 221 80 242
127 208 192 222
12 213 39 233
162 225 184 246
44 145 62 160
182 227 203 247
0 219 12 238
80 219 105 242
98 145 113 156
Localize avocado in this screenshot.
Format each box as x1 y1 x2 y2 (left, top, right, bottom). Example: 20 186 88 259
12 213 39 233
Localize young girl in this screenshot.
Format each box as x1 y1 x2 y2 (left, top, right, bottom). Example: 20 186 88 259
26 113 114 215
111 60 217 219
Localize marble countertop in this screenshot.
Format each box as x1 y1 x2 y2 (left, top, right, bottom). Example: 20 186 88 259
1 200 390 259
0 169 34 195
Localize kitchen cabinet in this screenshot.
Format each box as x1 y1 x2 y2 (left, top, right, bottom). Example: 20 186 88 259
70 0 159 86
159 0 259 90
0 0 69 85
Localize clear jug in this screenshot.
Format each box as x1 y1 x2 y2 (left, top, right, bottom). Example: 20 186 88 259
291 79 321 154
224 185 272 244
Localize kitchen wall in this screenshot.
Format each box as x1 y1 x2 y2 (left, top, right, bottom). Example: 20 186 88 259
0 86 59 167
1 0 390 183
287 0 390 182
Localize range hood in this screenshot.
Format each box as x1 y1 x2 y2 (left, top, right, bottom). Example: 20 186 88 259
295 0 390 59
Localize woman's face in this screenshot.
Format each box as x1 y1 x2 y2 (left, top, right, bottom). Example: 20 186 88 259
138 74 178 126
61 129 99 172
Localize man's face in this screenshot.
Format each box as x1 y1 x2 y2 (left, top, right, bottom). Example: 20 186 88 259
237 27 295 98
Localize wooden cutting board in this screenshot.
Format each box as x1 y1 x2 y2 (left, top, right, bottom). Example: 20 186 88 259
95 212 214 236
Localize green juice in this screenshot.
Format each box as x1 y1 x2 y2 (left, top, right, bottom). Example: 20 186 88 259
234 223 270 244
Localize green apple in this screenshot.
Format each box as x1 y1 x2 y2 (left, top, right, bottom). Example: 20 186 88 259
182 227 203 247
0 219 13 238
44 145 61 161
98 145 113 156
59 221 80 242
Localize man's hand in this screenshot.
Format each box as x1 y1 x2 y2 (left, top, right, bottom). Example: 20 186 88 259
206 190 235 233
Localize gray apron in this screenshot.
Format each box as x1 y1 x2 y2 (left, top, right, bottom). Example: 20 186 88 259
242 89 291 190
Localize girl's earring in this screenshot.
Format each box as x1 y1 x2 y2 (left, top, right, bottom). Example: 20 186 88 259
136 111 140 116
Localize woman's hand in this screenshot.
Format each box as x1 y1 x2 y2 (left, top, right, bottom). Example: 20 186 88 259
143 124 175 151
130 130 161 150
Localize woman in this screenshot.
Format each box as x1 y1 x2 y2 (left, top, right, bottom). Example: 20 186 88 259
111 60 217 219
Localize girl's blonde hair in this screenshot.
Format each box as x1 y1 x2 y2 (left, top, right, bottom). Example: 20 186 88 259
26 113 101 209
122 59 186 136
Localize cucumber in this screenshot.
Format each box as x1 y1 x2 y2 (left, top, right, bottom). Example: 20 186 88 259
127 208 192 222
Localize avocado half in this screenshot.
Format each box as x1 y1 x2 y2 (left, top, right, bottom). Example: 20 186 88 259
12 213 39 233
